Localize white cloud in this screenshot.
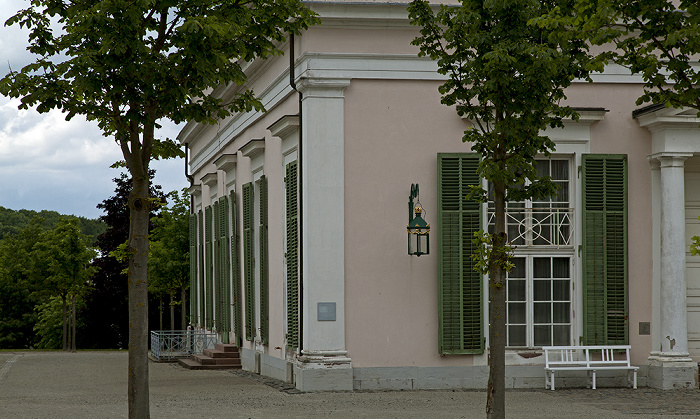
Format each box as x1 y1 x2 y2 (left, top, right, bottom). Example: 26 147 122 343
0 0 187 218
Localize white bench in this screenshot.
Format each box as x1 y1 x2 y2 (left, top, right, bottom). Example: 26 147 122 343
543 345 638 390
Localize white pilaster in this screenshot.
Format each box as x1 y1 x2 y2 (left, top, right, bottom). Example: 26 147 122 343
656 153 692 356
295 77 352 391
648 152 697 389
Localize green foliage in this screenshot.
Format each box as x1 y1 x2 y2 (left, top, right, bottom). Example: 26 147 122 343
537 0 700 111
408 0 592 204
0 0 319 158
33 297 64 349
472 230 514 278
33 220 98 299
0 219 47 348
149 189 190 296
692 217 700 256
0 207 105 243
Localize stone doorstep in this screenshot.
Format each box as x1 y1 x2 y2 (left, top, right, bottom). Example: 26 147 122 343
215 343 240 353
203 348 240 359
177 344 243 370
192 353 241 365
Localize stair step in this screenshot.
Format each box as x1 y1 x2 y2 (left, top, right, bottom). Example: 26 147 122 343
192 354 241 365
215 343 240 353
178 358 241 370
203 348 240 359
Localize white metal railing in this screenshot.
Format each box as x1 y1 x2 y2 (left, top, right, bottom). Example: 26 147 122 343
488 207 573 247
150 329 218 361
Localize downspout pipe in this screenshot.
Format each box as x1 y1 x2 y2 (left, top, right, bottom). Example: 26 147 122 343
289 32 304 353
185 143 195 214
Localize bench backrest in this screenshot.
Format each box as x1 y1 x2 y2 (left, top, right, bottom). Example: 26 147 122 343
543 345 632 368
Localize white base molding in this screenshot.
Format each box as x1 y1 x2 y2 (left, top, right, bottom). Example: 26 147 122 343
647 352 699 389
293 350 353 392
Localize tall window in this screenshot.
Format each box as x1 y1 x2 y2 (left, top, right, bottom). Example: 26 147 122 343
506 256 572 347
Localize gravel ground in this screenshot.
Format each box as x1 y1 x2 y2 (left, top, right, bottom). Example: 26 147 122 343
0 351 699 418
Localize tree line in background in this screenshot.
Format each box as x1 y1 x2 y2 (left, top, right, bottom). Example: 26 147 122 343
0 171 190 350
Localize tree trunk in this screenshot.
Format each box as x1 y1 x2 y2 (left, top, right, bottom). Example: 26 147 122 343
62 294 68 352
128 172 151 419
181 287 187 330
71 294 77 352
169 290 175 331
486 179 507 419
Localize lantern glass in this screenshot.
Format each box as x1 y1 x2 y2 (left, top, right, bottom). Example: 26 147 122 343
407 207 430 256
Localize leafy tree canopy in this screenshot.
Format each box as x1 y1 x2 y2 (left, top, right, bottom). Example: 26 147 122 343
409 0 595 203
536 0 700 111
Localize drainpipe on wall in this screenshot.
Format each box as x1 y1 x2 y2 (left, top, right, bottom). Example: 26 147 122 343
289 32 304 353
185 143 195 214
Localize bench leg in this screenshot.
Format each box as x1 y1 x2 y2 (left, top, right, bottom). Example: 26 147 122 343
591 370 596 390
551 371 555 391
633 370 637 389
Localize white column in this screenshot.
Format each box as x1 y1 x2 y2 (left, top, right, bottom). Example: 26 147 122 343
657 154 691 356
295 77 352 391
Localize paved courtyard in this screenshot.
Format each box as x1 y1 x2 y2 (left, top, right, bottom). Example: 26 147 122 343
1 351 699 418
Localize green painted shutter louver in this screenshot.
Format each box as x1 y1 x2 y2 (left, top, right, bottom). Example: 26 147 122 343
205 206 213 330
198 210 205 328
582 154 628 345
260 176 269 345
189 213 197 326
230 190 243 346
243 182 255 341
218 196 231 340
438 153 483 354
285 161 300 349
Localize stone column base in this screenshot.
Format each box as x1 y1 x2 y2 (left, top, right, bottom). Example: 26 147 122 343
294 350 353 392
647 353 698 389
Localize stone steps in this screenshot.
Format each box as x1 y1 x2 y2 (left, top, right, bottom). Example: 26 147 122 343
177 343 242 370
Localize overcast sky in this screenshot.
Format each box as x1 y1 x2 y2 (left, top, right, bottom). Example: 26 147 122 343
0 0 187 219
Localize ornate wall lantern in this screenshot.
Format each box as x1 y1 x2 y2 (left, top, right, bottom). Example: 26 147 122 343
407 183 430 256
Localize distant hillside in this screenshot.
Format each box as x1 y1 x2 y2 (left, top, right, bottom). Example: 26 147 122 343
0 206 106 244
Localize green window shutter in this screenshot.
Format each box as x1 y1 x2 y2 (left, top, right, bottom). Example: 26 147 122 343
582 154 628 345
260 175 269 345
438 153 483 354
230 190 243 346
285 161 300 349
214 201 222 333
198 210 205 328
205 205 214 330
189 213 197 326
218 196 231 339
243 182 255 341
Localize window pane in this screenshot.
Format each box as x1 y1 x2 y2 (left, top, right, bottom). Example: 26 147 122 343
533 280 550 301
551 160 568 180
534 325 552 346
508 325 527 347
533 257 550 278
553 325 571 346
553 258 569 278
508 302 526 324
508 279 526 301
555 182 569 203
534 302 551 323
536 160 549 178
553 302 570 323
553 280 570 301
510 258 526 278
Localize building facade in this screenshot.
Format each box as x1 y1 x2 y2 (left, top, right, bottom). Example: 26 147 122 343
178 1 700 391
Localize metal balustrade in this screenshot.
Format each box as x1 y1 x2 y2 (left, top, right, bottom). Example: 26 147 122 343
488 207 573 247
150 330 218 361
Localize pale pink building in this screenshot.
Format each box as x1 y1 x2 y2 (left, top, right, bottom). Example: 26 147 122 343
178 1 700 391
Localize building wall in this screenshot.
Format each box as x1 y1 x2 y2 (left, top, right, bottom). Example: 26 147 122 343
180 1 676 389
